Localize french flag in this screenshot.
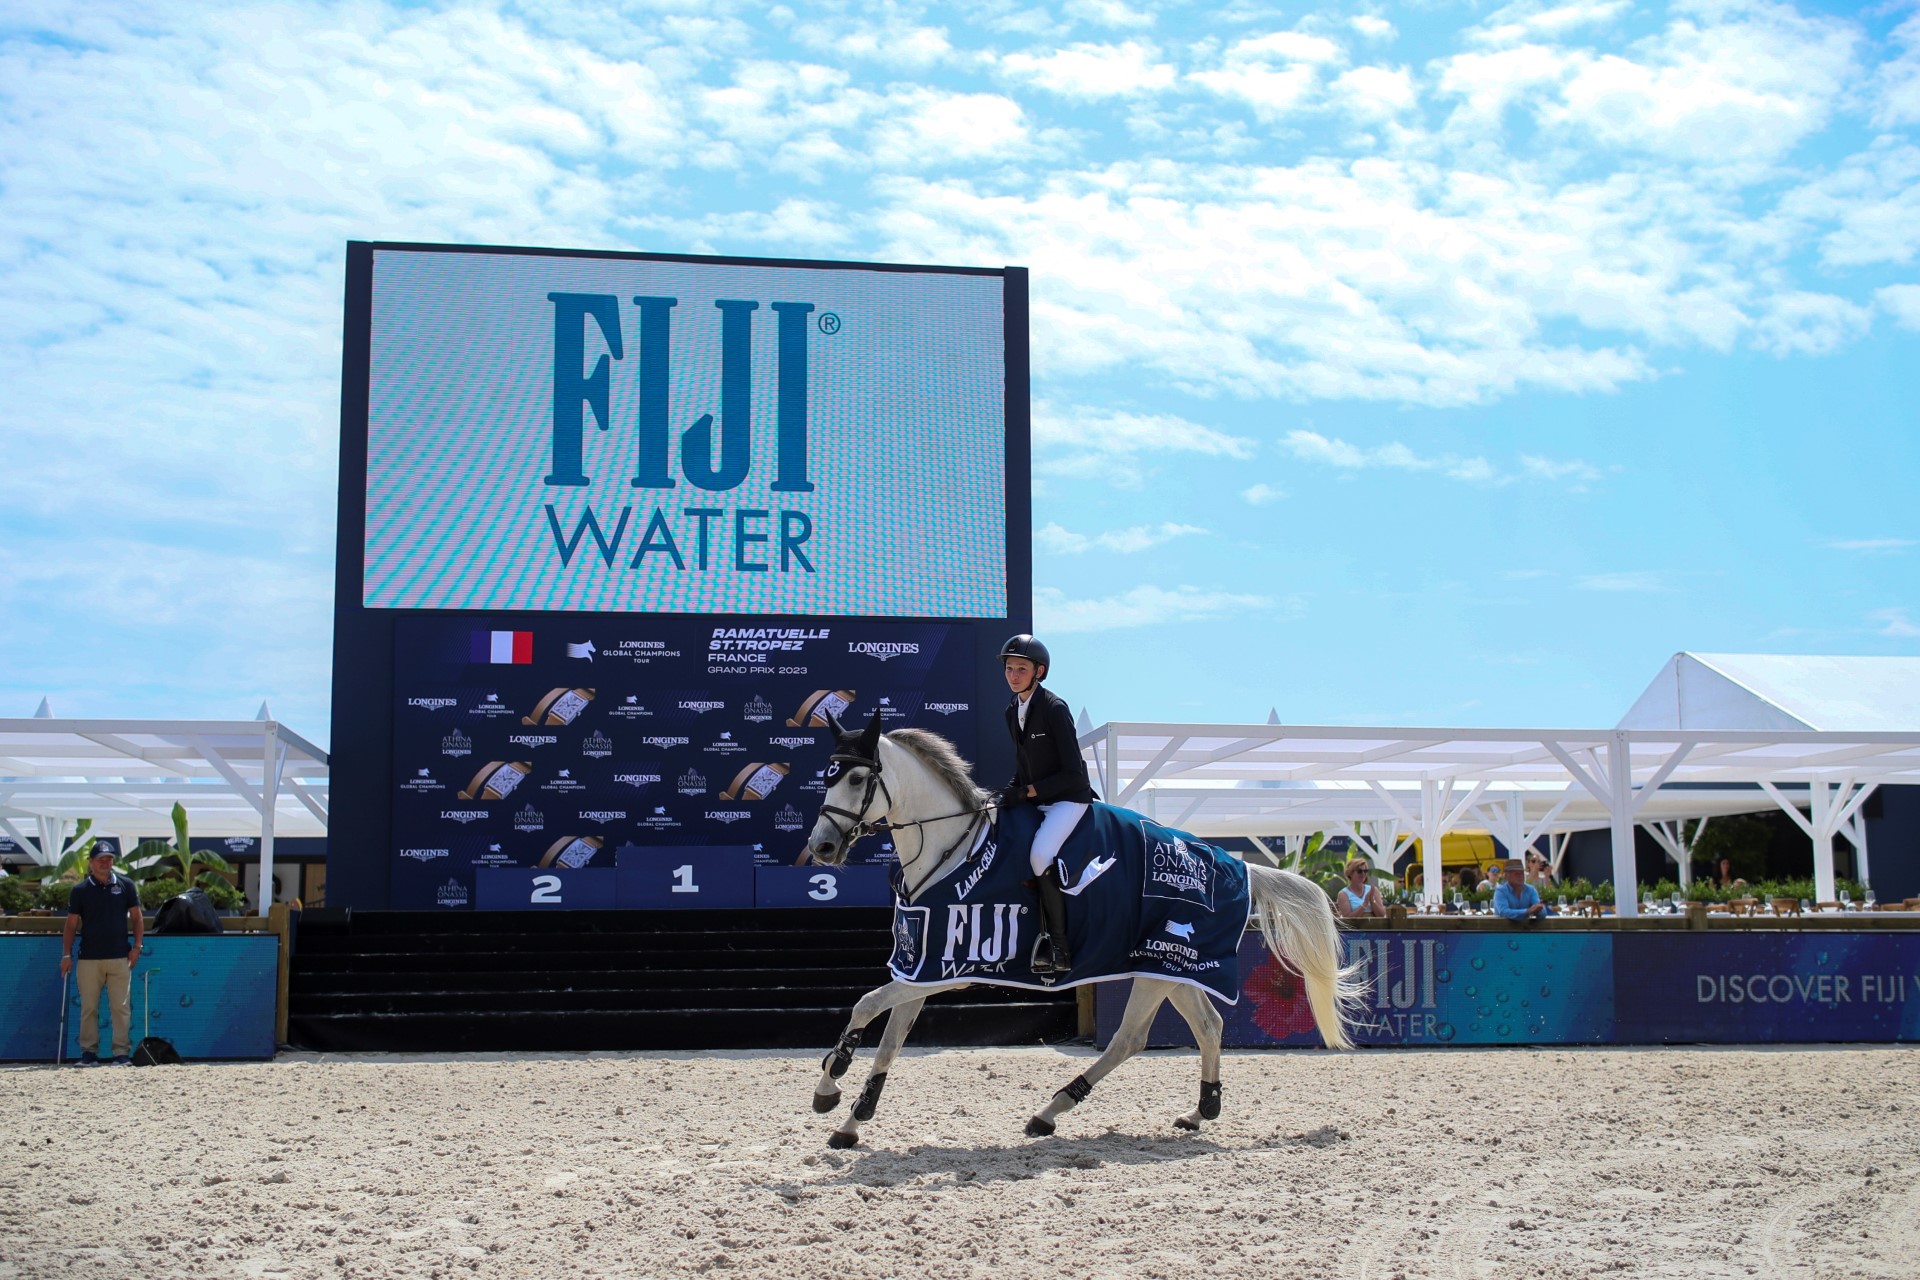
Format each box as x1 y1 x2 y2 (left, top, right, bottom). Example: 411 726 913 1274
472 630 533 665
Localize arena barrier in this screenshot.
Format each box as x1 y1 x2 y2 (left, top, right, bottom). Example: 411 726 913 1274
1098 922 1920 1049
0 910 290 1061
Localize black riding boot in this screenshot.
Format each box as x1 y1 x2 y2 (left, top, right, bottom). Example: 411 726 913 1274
1032 867 1074 975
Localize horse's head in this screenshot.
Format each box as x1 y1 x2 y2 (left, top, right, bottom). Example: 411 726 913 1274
803 708 886 866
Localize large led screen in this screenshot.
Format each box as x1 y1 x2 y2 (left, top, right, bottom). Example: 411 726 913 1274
364 249 1008 616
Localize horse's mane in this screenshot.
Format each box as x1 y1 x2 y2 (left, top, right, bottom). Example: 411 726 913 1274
885 728 988 803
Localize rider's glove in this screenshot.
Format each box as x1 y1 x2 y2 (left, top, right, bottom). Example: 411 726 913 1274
994 784 1027 809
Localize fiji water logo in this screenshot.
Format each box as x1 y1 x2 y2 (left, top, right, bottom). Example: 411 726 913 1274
940 903 1025 974
541 294 821 577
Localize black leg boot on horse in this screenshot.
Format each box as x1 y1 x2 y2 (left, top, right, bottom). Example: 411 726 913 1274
1031 866 1074 976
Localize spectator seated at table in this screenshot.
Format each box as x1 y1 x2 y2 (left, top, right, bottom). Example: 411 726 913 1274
1335 858 1386 919
1493 858 1549 922
1525 852 1556 891
1476 861 1503 893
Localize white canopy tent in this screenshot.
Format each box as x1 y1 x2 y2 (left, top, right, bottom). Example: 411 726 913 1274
1078 698 1920 914
0 706 328 909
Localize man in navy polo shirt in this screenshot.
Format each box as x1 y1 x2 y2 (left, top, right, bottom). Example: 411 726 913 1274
59 846 143 1066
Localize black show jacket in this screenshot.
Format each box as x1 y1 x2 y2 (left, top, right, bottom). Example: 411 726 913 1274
1006 685 1098 804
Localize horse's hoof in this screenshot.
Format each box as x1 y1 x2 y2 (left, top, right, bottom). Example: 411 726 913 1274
812 1091 841 1114
827 1130 858 1149
1024 1116 1056 1138
1174 1116 1200 1131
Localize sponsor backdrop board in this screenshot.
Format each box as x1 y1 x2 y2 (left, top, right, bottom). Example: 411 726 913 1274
332 244 1031 909
1099 930 1920 1048
390 616 981 910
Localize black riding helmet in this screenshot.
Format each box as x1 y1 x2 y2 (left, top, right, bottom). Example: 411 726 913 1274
999 633 1050 679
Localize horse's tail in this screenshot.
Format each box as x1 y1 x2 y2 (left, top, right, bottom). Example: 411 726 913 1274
1246 863 1366 1050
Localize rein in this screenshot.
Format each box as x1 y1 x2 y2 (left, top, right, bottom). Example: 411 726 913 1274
810 747 998 902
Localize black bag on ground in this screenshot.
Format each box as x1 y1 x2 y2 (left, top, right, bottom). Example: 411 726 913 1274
131 1037 181 1066
151 888 222 935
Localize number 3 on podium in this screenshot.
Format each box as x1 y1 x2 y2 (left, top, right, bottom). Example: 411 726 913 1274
808 872 838 901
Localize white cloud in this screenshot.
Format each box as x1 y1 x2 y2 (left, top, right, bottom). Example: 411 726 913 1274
1826 538 1915 554
1000 41 1175 98
1240 482 1287 505
1749 291 1873 357
1875 11 1920 129
1037 521 1207 553
871 89 1032 167
1868 608 1920 639
1036 584 1277 632
1032 403 1256 487
1281 430 1604 487
1468 1 1631 49
1878 285 1920 329
1066 0 1156 29
1331 65 1417 119
790 18 955 68
1189 31 1347 117
1576 572 1667 592
1351 16 1396 42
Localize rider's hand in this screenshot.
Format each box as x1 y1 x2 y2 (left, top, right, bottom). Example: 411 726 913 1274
994 784 1027 808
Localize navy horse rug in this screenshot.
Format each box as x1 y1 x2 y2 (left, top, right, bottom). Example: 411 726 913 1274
885 802 1253 1003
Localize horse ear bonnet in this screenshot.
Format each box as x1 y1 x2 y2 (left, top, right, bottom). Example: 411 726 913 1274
856 708 883 759
825 709 849 746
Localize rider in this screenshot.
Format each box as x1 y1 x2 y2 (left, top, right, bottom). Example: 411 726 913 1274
994 634 1095 975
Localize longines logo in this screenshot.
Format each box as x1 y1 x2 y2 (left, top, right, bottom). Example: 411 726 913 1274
678 768 706 795
849 641 920 662
925 702 969 716
407 697 458 711
643 735 690 748
513 805 545 832
581 730 614 758
743 694 774 722
508 733 558 747
399 847 449 861
613 772 663 786
440 809 487 824
579 809 627 824
678 700 725 714
768 735 814 749
441 729 473 756
401 768 444 793
705 809 751 824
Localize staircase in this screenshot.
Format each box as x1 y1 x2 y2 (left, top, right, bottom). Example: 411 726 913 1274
287 908 1079 1052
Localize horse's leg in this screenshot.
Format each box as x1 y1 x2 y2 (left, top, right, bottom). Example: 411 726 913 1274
1025 978 1176 1138
813 980 944 1115
1167 983 1225 1132
827 993 928 1149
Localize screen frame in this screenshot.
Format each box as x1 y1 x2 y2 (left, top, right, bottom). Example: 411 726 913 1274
329 240 1032 909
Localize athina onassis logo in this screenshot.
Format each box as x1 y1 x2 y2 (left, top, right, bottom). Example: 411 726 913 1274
541 295 825 579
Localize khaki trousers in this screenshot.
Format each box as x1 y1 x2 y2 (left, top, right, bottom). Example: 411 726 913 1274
76 958 132 1057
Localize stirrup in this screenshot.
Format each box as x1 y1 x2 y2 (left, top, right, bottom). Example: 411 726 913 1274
1031 933 1072 975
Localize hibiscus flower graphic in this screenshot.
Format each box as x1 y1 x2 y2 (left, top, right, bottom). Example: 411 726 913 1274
1245 954 1322 1042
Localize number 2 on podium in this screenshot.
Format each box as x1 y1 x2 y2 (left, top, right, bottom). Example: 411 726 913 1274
671 864 699 894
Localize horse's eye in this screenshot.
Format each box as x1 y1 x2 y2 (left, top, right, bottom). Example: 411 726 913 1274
844 771 865 785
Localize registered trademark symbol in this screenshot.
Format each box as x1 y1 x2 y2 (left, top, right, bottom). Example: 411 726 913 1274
817 312 841 335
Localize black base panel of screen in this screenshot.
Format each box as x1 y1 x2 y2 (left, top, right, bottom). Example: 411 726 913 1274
287 908 1077 1051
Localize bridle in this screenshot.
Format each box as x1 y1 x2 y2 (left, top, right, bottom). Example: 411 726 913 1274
809 746 996 902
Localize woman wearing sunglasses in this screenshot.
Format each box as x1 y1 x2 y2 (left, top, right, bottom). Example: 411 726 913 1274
1335 857 1386 918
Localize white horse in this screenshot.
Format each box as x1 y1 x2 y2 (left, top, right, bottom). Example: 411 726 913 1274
802 711 1360 1149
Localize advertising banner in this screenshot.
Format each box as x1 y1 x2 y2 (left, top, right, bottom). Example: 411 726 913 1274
0 935 278 1062
389 614 980 909
1099 929 1920 1049
364 250 1007 618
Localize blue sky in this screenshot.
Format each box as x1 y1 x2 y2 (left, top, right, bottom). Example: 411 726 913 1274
2 0 1916 744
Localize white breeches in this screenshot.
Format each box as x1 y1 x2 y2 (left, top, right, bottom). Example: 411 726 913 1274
1030 801 1090 877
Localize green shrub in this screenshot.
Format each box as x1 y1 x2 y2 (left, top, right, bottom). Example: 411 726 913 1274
38 880 74 911
139 877 185 911
0 876 40 914
138 877 247 913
